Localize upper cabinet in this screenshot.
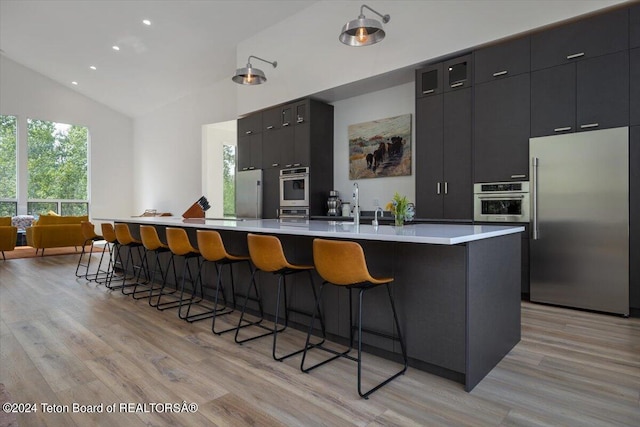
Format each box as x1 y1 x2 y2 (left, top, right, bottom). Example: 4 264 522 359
474 36 530 84
443 54 473 91
416 63 443 98
237 113 262 136
631 3 640 49
531 8 628 71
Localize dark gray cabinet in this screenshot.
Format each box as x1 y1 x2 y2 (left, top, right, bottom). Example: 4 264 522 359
531 51 629 137
416 63 443 98
262 168 281 219
262 107 282 131
237 133 262 171
238 113 262 136
531 7 628 71
262 126 293 169
631 4 640 49
416 88 472 219
474 73 530 182
631 48 640 127
631 126 640 310
443 54 472 92
474 36 530 84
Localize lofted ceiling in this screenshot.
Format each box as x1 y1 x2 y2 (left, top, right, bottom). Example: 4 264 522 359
0 0 317 118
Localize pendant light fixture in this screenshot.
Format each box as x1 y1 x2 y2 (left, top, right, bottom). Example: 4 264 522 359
232 55 277 85
339 4 390 47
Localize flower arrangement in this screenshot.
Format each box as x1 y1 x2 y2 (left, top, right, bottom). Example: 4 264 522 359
386 192 414 226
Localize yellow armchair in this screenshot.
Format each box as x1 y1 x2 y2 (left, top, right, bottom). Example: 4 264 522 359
0 217 17 260
25 215 87 252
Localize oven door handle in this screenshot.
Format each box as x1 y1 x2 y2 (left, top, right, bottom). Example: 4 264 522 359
476 195 525 199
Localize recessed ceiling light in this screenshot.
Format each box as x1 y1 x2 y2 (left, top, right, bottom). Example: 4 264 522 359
72 81 78 85
142 19 151 26
89 65 97 70
112 45 120 51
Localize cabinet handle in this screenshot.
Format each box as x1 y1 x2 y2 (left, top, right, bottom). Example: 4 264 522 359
492 70 508 77
554 126 572 132
271 163 279 167
566 52 585 60
450 82 464 88
282 122 290 127
242 167 249 171
444 182 448 195
293 163 301 167
422 89 435 94
437 182 441 195
511 174 526 179
285 164 293 168
532 157 539 240
245 130 252 135
297 117 304 123
248 166 255 170
580 123 599 129
266 125 274 130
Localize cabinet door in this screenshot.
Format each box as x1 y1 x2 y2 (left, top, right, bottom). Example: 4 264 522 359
293 100 309 124
531 63 576 137
281 105 293 128
416 63 443 97
631 126 640 310
293 122 310 167
576 51 629 131
237 135 251 171
262 107 282 131
415 95 444 218
278 126 295 168
262 128 283 169
443 54 472 92
474 74 531 182
631 4 640 49
630 48 640 126
531 8 628 71
443 88 472 220
474 36 530 84
238 113 262 136
262 168 280 219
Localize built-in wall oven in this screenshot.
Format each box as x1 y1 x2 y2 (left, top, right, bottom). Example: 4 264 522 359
474 181 530 223
279 167 309 212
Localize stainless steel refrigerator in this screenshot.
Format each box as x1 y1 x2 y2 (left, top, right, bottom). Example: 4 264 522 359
529 127 629 316
235 169 262 219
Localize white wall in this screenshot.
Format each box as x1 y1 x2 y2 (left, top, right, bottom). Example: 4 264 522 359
331 82 415 211
0 55 134 219
235 0 624 115
133 79 237 215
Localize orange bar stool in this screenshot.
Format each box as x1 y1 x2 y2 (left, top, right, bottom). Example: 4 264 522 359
196 230 253 334
75 221 109 282
235 233 325 362
164 227 214 322
114 223 149 295
99 223 121 288
301 238 408 399
137 225 173 301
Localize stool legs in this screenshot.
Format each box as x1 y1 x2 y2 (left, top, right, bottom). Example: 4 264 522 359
210 260 250 335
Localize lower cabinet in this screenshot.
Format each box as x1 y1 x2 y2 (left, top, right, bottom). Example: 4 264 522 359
262 168 280 219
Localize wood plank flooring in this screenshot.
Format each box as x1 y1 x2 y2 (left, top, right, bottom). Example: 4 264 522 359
1 254 639 426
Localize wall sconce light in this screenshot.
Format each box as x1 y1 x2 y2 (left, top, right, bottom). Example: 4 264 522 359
232 55 278 85
339 4 390 47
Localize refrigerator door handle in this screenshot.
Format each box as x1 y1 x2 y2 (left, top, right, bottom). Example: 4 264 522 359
531 157 539 240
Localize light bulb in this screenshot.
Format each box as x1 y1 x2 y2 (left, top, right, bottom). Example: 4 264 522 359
356 27 368 44
245 73 252 84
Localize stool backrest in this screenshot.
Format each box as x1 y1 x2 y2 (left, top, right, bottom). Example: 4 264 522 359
101 223 117 243
114 223 139 245
81 221 98 240
196 230 228 262
140 225 166 251
166 227 199 256
313 239 371 285
247 233 288 272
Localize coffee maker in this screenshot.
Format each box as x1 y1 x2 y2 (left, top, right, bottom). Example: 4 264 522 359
326 190 342 216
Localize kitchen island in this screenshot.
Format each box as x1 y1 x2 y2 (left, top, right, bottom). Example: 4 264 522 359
103 217 524 392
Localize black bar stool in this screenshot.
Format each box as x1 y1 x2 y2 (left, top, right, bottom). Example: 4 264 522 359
301 238 408 399
114 223 149 295
137 225 173 301
75 221 109 282
235 233 325 362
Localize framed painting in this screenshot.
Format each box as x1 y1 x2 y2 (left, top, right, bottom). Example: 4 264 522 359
348 114 412 179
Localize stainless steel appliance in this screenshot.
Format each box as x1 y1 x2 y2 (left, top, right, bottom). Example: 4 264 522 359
235 169 263 219
326 190 341 216
530 127 629 315
474 181 530 222
279 167 309 207
279 207 309 219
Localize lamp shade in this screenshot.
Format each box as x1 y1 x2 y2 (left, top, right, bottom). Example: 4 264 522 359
232 66 267 85
339 5 390 47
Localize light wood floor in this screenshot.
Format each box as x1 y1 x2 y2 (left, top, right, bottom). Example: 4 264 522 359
1 254 639 426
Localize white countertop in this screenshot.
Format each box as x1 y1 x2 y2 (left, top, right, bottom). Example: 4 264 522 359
99 217 524 245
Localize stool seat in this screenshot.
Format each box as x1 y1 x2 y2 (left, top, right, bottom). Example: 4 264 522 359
248 234 313 272
312 239 392 285
114 223 148 294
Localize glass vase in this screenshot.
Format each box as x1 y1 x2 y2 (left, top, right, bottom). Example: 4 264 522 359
394 213 405 227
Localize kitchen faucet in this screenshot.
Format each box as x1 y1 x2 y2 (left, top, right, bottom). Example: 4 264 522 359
372 206 383 227
352 182 360 227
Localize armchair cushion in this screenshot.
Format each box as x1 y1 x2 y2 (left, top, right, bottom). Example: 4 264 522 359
26 215 88 249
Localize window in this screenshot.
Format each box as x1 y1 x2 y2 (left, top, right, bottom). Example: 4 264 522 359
0 115 17 216
223 144 235 216
27 119 89 216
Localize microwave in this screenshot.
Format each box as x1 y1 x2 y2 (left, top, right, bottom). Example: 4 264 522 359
474 181 530 223
279 167 309 207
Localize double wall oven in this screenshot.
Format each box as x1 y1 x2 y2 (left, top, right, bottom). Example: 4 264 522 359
279 167 309 218
474 181 530 223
